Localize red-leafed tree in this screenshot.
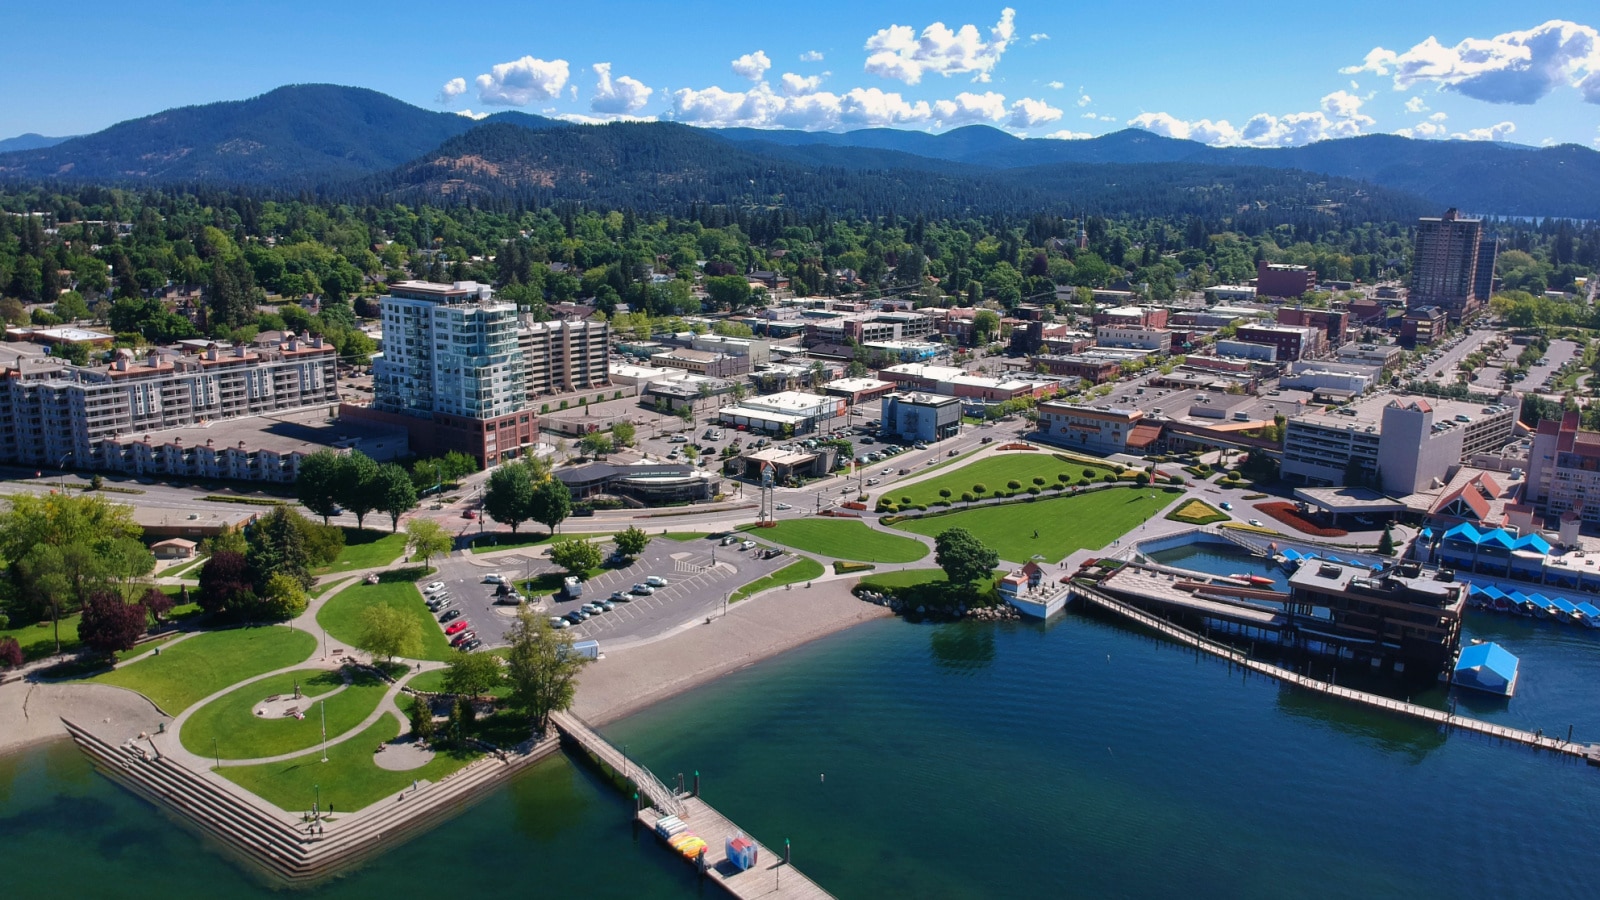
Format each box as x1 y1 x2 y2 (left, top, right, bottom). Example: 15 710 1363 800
78 590 149 658
0 637 22 669
198 550 252 617
139 587 174 623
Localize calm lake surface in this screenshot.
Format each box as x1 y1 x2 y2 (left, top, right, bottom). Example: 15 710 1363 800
5 599 1598 898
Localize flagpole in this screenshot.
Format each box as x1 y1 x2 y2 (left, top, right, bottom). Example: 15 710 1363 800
320 700 328 763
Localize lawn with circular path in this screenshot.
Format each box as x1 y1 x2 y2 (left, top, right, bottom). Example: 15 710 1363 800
893 487 1177 563
216 714 479 812
91 626 317 713
180 668 392 760
740 519 928 563
318 575 455 662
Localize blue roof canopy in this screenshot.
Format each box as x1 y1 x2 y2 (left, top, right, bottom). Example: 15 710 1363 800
1455 642 1519 683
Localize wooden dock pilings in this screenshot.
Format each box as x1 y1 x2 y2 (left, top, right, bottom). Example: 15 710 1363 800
1070 585 1600 767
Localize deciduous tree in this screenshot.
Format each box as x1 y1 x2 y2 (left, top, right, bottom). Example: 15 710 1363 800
504 607 587 732
406 518 452 568
78 590 148 658
336 452 383 530
529 477 572 536
296 450 344 523
934 528 998 585
357 604 420 664
484 461 536 534
443 650 504 699
613 526 649 560
549 539 600 577
375 462 419 532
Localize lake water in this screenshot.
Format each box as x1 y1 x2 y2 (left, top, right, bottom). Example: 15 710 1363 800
5 600 1599 898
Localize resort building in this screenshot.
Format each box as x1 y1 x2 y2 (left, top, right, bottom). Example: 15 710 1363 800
518 317 610 398
1527 411 1600 528
1282 395 1516 493
1035 402 1146 455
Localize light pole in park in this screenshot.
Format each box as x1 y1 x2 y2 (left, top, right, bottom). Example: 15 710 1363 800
320 700 329 763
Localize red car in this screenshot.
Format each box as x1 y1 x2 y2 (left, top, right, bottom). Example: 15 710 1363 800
450 631 477 647
462 509 478 519
444 620 471 636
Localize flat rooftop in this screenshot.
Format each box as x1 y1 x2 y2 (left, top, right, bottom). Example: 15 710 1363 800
124 405 407 456
1289 392 1513 431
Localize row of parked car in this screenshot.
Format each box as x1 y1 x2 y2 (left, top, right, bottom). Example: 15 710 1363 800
422 581 482 652
549 576 671 629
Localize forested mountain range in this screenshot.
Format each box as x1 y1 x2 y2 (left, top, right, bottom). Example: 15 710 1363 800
1 84 1597 218
0 133 72 154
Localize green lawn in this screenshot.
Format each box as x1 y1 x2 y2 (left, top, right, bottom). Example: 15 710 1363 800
408 667 513 700
888 453 1116 508
216 714 478 812
1 614 81 661
317 576 454 662
92 626 317 713
315 528 409 575
164 554 209 579
894 487 1176 563
732 556 826 601
737 519 928 563
857 567 1001 608
660 532 709 542
181 668 391 760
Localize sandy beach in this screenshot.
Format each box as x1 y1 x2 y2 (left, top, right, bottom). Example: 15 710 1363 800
572 576 891 726
0 679 167 757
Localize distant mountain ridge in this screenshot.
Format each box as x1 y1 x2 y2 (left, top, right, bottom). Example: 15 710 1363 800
0 133 73 154
1 84 1596 218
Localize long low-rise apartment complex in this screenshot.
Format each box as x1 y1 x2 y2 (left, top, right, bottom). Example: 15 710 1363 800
0 335 339 468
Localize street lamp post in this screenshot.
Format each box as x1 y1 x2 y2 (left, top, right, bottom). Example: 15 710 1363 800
320 700 328 763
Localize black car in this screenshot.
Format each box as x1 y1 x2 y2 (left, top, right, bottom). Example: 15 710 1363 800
439 608 463 623
459 638 483 652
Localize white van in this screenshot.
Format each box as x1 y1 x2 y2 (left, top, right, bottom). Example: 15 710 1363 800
563 576 584 599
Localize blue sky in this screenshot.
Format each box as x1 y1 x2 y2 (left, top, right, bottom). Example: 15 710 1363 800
4 1 1598 148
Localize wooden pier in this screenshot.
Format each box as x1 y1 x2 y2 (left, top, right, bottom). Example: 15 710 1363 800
1071 584 1600 767
551 711 835 899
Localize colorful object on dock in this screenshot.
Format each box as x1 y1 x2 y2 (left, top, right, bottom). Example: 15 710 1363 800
726 835 759 871
1454 642 1520 697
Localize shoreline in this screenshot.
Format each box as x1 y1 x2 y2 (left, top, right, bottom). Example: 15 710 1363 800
573 576 892 727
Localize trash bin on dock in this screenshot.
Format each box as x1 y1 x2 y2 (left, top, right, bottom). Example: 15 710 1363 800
726 835 758 871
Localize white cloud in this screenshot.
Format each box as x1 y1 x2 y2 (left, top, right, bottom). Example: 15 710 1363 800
1077 93 1092 107
1452 121 1517 141
591 62 654 114
1404 95 1429 113
554 112 657 125
1046 80 1064 90
932 91 1009 124
1044 129 1092 140
454 109 490 121
1083 112 1116 121
437 77 467 104
799 50 824 62
780 72 826 96
863 7 1016 84
474 56 570 106
1007 97 1064 127
1342 19 1600 104
666 81 938 130
731 50 772 82
1128 91 1375 147
839 87 933 126
1030 33 1049 43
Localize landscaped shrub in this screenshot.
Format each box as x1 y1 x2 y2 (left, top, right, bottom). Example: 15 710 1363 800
1101 473 1116 483
900 496 912 505
939 488 952 500
973 483 987 494
1007 480 1022 490
1082 468 1096 479
916 504 928 511
1077 478 1090 487
960 492 975 503
1057 473 1070 484
1028 486 1041 495
1033 477 1046 487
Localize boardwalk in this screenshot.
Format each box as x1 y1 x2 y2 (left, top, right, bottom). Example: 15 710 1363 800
550 711 834 899
1071 583 1600 766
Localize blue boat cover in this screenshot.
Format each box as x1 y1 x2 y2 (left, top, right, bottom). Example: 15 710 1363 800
1508 591 1530 604
1550 597 1579 614
1325 554 1342 564
1468 584 1485 596
1420 527 1434 539
1576 602 1600 618
1281 548 1301 561
1482 585 1506 600
1455 642 1519 682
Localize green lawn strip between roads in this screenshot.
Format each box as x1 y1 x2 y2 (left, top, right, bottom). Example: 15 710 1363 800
408 667 513 700
889 453 1117 508
732 556 826 602
216 714 477 813
660 532 710 542
738 519 928 563
315 528 409 575
181 668 391 760
318 579 455 662
893 488 1175 564
92 626 318 713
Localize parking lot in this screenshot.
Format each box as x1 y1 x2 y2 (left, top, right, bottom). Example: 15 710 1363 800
416 532 795 652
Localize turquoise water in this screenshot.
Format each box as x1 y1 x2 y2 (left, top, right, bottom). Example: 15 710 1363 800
5 600 1600 898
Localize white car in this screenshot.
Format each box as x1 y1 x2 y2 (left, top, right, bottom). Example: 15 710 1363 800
738 540 757 551
423 581 446 594
645 575 669 587
776 502 792 510
1249 519 1264 527
482 573 504 584
549 617 569 630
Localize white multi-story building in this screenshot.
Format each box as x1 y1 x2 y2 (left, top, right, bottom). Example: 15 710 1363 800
519 316 610 398
1527 411 1600 526
1096 325 1170 351
1283 395 1516 494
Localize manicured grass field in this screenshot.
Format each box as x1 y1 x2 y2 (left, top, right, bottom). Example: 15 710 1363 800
1165 499 1230 526
894 487 1176 563
181 668 390 760
408 667 513 700
216 714 477 812
92 626 317 713
1 614 81 661
889 453 1115 508
856 568 1001 606
315 528 409 575
164 554 209 579
732 557 826 602
738 519 928 562
317 577 455 662
660 532 709 542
